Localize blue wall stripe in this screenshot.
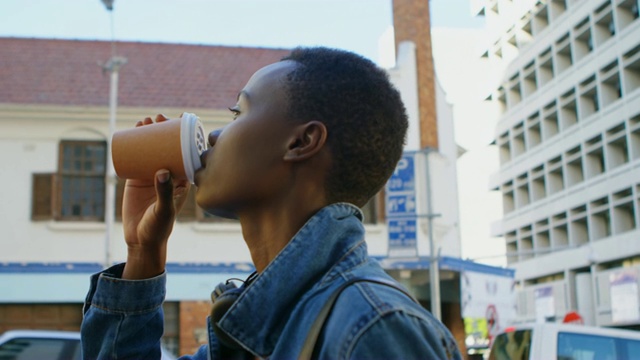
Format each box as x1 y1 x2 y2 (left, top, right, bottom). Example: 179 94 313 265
1 257 513 277
0 262 255 274
0 263 104 273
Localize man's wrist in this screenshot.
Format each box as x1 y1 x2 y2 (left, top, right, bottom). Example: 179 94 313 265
123 246 167 279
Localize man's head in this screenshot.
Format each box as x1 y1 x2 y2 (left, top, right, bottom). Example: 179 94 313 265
196 47 408 215
281 47 408 207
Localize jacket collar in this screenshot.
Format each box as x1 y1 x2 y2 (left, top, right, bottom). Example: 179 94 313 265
217 203 365 356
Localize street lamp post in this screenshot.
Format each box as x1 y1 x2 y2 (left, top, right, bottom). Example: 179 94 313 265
101 56 126 268
100 0 126 268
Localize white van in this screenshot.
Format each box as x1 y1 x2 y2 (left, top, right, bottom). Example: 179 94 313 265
488 323 640 360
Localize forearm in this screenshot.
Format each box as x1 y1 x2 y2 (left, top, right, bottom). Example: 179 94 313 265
122 244 167 280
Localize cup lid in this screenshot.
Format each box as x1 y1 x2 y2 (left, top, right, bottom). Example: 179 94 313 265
180 113 206 184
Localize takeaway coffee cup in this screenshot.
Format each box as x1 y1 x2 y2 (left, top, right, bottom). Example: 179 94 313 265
111 113 207 184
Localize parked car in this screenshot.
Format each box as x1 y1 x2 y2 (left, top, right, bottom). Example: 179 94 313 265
0 330 176 359
488 323 640 360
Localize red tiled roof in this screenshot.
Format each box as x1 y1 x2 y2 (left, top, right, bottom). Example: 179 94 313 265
0 37 291 109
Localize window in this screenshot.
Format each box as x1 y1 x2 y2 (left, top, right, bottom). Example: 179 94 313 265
594 2 615 46
612 188 636 234
623 45 640 95
502 181 515 214
548 156 564 194
557 332 640 359
162 302 179 357
542 101 559 140
616 0 639 31
31 140 108 221
555 33 572 74
488 329 532 360
552 212 569 249
58 141 106 220
0 338 81 360
574 17 593 62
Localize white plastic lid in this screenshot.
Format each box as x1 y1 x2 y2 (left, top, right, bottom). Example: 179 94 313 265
180 113 206 184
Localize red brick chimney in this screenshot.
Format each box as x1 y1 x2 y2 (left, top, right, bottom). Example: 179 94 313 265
392 0 438 150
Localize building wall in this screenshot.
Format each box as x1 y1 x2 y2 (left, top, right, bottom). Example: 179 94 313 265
0 304 83 334
179 301 211 355
481 0 640 327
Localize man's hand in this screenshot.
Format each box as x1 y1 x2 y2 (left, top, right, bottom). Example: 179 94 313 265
121 114 191 279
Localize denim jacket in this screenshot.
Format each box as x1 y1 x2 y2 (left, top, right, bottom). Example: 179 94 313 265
81 203 462 359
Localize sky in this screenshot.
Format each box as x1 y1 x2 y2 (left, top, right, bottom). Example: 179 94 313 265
0 0 484 64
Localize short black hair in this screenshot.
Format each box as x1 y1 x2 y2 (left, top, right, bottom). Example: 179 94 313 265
281 47 408 207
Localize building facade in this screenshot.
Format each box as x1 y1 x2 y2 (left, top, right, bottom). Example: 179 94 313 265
479 0 640 327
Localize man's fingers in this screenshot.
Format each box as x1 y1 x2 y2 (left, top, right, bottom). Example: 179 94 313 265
154 170 176 220
155 114 170 123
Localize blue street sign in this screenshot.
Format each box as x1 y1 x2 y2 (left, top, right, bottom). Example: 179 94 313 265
386 152 418 257
387 154 415 193
388 218 417 252
386 193 416 217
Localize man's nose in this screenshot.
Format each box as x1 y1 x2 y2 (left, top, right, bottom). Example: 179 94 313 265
207 128 224 148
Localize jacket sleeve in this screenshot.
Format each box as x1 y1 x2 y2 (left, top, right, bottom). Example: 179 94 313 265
80 263 208 360
80 263 255 360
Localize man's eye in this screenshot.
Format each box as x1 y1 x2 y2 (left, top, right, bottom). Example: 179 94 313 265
228 107 240 120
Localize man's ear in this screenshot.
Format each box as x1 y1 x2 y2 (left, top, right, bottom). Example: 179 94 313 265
283 121 327 161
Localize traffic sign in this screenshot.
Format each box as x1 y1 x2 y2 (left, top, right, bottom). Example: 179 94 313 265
386 152 418 257
386 194 416 217
388 218 417 256
387 153 415 193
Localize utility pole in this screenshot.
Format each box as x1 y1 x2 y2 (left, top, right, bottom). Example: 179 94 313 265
423 147 442 320
100 0 127 268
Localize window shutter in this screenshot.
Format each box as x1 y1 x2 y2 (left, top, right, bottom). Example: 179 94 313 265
177 186 197 221
32 173 54 220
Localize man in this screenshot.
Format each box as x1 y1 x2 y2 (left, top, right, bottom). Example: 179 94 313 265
81 47 461 359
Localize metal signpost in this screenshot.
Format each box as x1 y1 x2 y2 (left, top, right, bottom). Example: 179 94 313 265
385 150 442 320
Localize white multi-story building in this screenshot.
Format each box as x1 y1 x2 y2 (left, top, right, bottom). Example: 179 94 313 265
479 0 640 327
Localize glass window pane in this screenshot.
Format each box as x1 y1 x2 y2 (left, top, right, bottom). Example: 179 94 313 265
558 332 617 360
0 338 80 360
488 330 532 360
58 141 107 220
